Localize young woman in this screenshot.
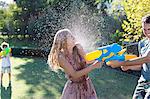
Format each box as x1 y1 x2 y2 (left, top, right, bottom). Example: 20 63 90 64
48 29 103 99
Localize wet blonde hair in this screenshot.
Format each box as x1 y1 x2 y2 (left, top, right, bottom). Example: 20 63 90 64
48 29 74 71
72 46 86 70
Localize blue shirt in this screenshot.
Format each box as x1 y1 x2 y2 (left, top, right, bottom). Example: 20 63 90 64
138 38 150 81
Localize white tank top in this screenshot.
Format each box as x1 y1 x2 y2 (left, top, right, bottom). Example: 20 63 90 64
2 54 11 67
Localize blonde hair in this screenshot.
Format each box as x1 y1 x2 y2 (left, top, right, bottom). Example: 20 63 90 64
72 46 86 70
48 29 74 71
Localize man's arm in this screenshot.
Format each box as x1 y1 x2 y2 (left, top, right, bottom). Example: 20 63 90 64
121 65 142 71
109 51 150 68
122 56 149 66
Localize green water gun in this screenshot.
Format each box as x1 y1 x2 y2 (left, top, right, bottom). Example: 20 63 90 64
0 47 12 57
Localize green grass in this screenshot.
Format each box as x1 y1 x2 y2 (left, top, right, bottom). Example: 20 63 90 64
90 67 138 99
0 56 139 99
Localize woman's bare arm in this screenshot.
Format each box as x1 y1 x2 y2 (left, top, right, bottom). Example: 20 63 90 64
58 53 102 79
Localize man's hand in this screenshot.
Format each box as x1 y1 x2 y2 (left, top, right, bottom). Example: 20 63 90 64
121 65 142 71
121 66 129 71
106 60 123 68
92 60 103 69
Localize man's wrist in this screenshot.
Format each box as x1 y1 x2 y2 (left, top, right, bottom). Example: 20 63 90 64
120 61 126 66
145 56 150 62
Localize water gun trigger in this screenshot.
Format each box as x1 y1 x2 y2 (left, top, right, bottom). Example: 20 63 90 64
118 49 126 55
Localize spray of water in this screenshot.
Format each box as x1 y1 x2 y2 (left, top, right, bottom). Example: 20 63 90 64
60 1 104 51
36 0 108 54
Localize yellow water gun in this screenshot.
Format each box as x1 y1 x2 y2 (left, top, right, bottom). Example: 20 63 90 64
85 43 137 62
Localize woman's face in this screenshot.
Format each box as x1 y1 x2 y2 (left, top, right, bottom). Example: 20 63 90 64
142 23 150 38
67 34 76 48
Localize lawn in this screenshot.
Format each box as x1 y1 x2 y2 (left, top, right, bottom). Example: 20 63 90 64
0 56 139 99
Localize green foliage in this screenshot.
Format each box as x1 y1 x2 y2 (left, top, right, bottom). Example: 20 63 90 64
111 30 124 45
95 0 113 4
14 0 52 34
30 8 61 35
0 35 36 48
121 0 150 42
28 0 102 49
95 0 113 16
100 15 122 44
0 3 22 34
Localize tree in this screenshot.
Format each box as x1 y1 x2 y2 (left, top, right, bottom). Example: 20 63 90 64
95 0 113 15
121 0 150 42
15 0 52 35
0 3 21 35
